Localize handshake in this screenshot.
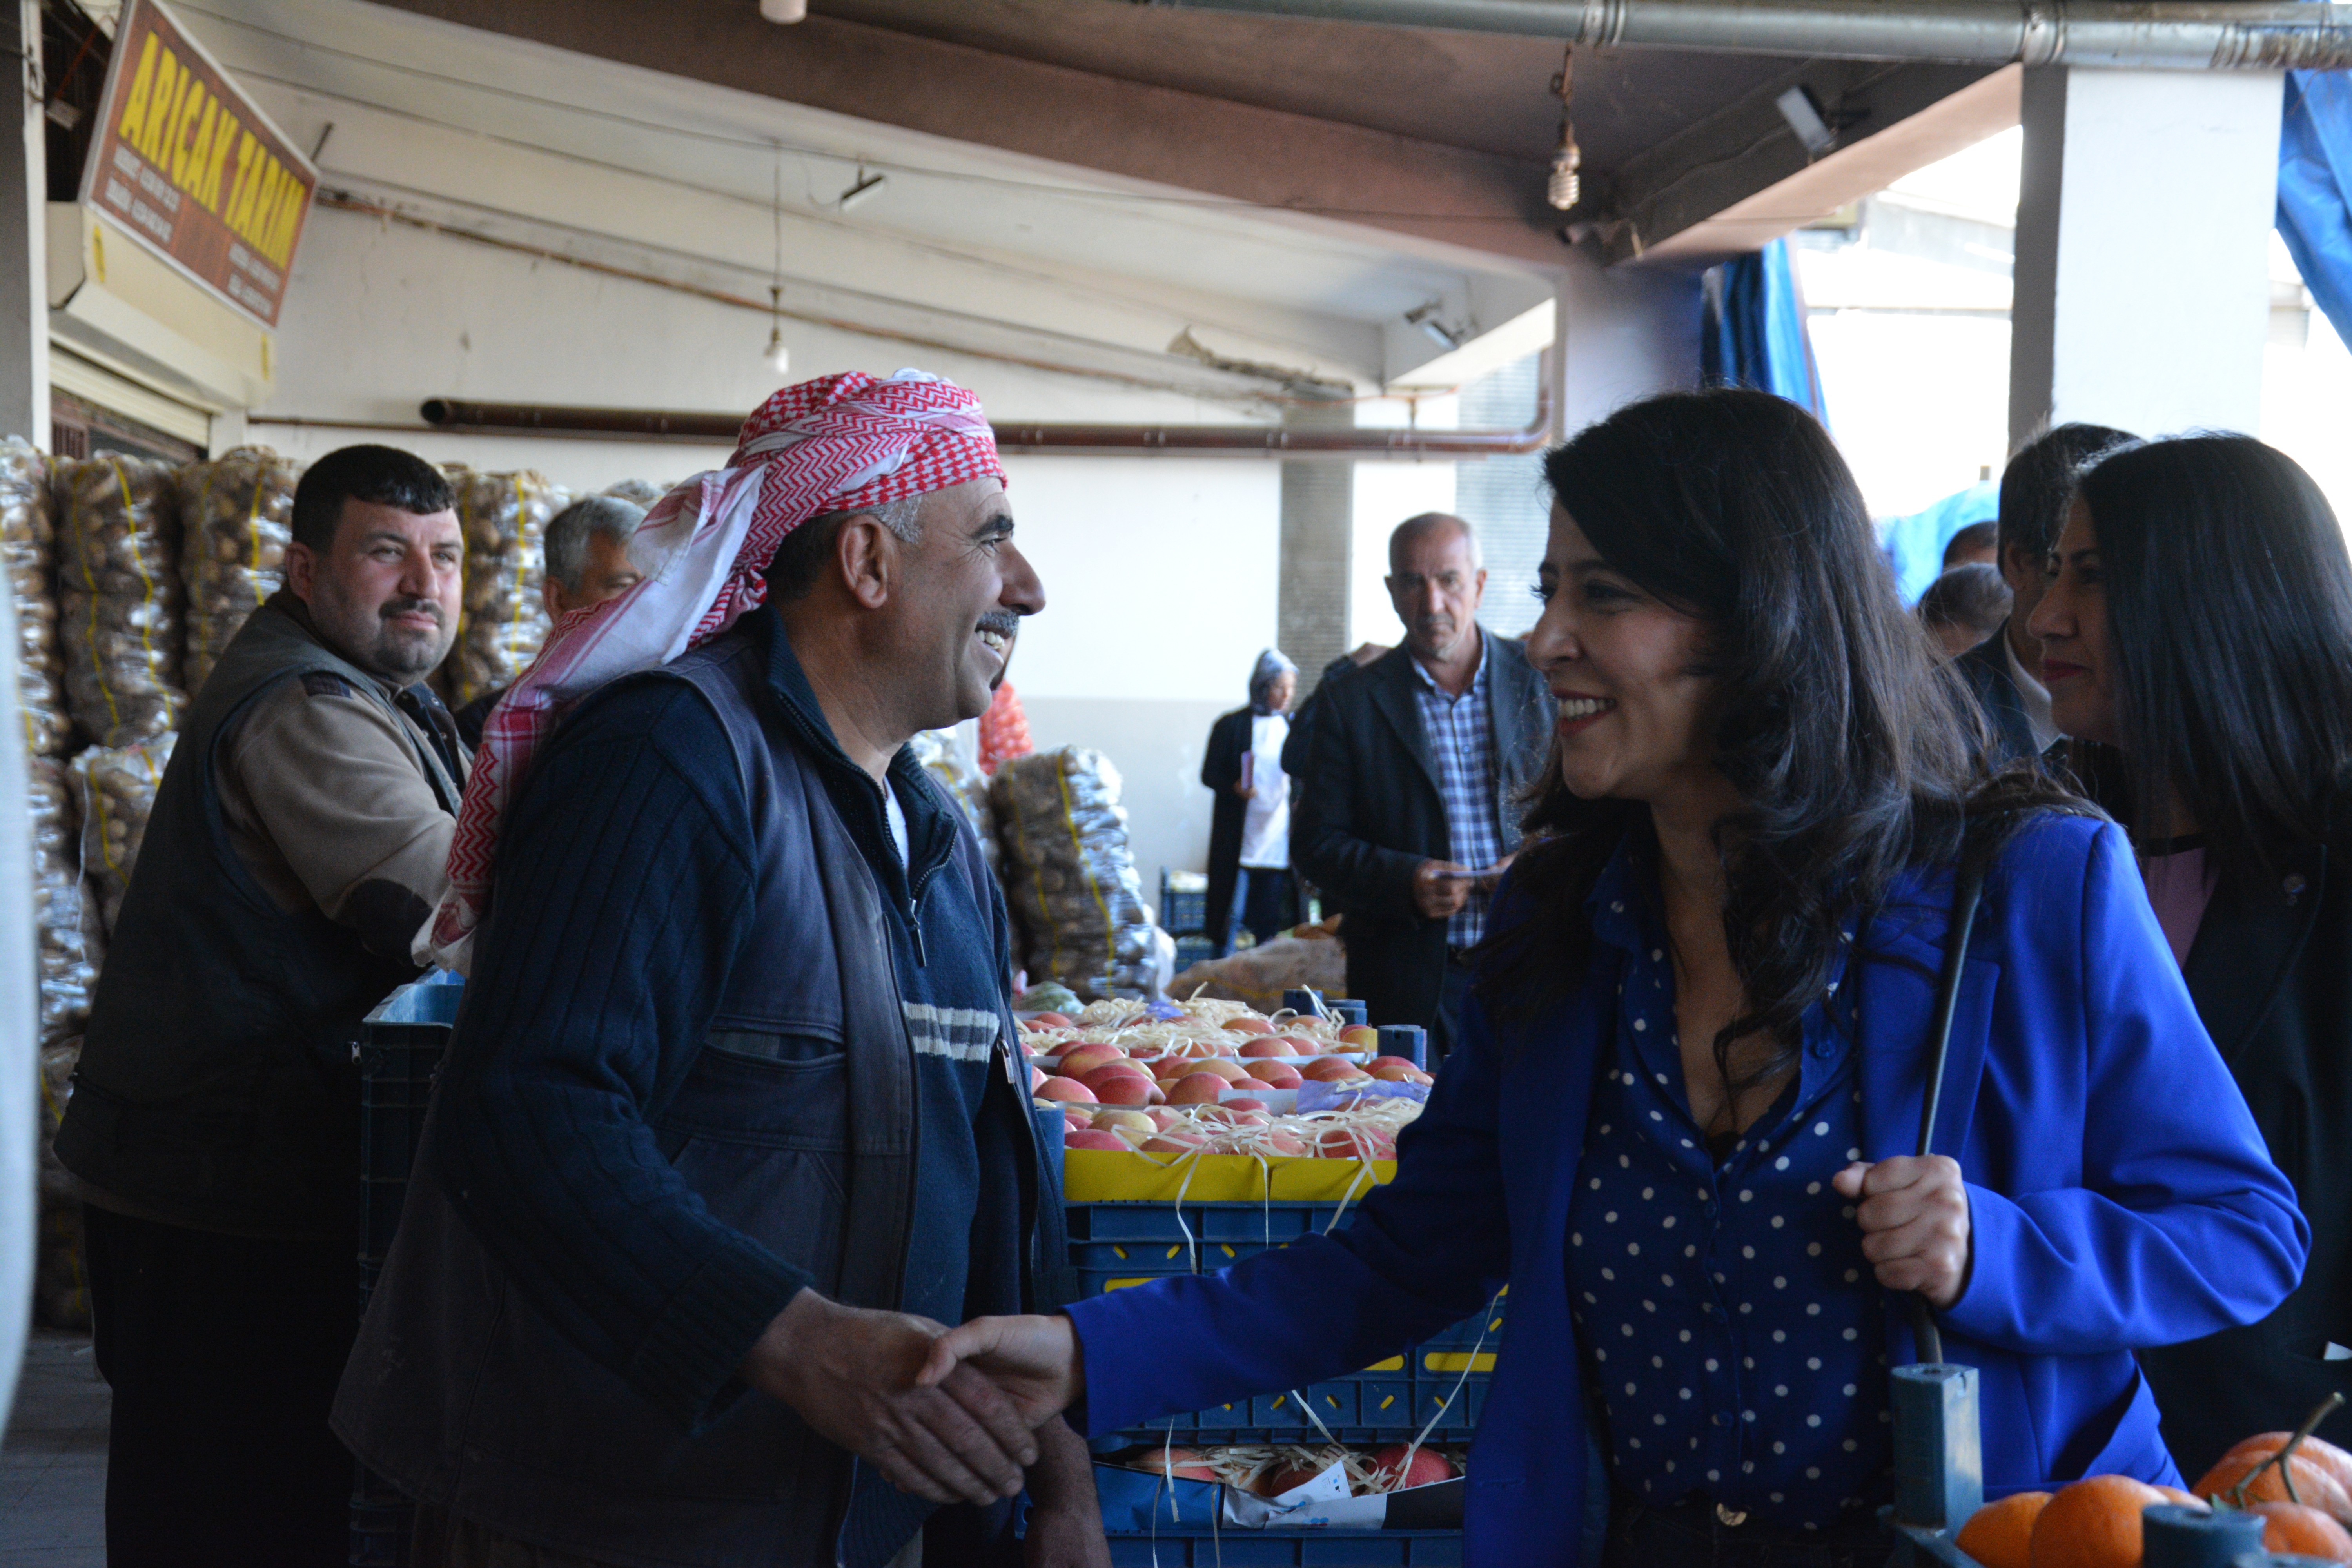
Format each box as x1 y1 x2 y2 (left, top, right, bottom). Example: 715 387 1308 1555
741 1289 1085 1507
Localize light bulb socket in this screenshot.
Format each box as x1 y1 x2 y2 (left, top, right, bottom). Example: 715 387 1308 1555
1548 142 1583 212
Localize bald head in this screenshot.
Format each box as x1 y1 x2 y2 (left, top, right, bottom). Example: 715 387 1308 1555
1388 512 1480 575
1385 512 1485 666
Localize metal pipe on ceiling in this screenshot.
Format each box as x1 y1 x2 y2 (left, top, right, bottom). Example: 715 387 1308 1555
1145 0 2352 69
418 390 1553 459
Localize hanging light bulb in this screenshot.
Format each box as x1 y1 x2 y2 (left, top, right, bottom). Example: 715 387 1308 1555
1547 45 1582 212
764 287 791 379
760 149 791 380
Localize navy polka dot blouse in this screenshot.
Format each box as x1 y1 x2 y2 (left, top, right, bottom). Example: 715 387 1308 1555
1567 842 1893 1531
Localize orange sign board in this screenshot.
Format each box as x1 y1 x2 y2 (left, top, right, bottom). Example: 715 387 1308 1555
79 0 316 328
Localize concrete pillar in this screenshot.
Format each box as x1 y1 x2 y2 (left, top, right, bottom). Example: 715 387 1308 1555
2009 69 2282 447
0 0 41 445
1279 398 1353 694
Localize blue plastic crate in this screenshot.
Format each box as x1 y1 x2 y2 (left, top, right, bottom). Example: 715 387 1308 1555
350 1459 412 1568
1161 873 1210 936
1068 1199 1499 1443
1090 1465 1463 1564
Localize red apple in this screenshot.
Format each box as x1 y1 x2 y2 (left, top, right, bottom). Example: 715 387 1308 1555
1029 1066 1048 1093
1220 1017 1274 1036
1369 1443 1456 1492
1081 1060 1150 1087
1244 1062 1304 1089
1092 1109 1154 1136
1167 1073 1229 1105
1031 1011 1074 1029
1238 1037 1291 1059
1034 1077 1097 1105
1089 1075 1154 1107
1223 1097 1269 1114
1301 1058 1365 1083
1338 1025 1380 1049
1318 1127 1396 1160
1063 1129 1129 1152
1368 1054 1421 1073
1145 1107 1183 1131
1196 1058 1251 1083
1057 1044 1127 1078
1373 1065 1434 1083
1142 1132 1207 1154
1262 1130 1311 1156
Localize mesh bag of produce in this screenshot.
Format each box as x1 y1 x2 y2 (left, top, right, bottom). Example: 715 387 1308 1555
910 726 999 879
1171 932 1348 1015
444 467 564 708
990 746 1171 1001
601 477 669 506
74 733 173 935
0 438 69 756
177 446 299 695
55 454 185 746
27 758 98 1044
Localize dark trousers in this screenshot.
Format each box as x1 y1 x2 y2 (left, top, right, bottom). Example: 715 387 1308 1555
84 1203 359 1568
1216 866 1298 956
1603 1493 1890 1568
1432 949 1475 1062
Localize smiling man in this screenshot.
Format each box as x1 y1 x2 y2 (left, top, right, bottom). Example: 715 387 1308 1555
56 445 470 1568
338 373 1101 1568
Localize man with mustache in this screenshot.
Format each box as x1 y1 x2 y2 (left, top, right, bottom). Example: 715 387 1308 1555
56 444 470 1568
1291 512 1551 1056
338 373 1097 1568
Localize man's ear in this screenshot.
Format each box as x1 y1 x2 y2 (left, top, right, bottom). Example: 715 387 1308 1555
542 577 571 621
1998 539 2036 596
836 515 898 611
286 541 318 603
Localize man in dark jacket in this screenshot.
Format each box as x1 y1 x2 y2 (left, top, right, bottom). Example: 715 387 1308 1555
336 372 1100 1568
1292 514 1550 1054
56 445 469 1568
1955 422 2134 764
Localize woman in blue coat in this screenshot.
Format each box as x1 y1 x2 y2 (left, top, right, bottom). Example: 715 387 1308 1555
932 390 2305 1567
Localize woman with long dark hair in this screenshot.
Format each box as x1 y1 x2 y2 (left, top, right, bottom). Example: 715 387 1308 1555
931 391 2303 1568
2030 434 2352 1475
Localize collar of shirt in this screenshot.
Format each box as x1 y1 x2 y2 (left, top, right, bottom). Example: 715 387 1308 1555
1408 626 1488 704
2002 628 2061 755
1583 832 1857 1080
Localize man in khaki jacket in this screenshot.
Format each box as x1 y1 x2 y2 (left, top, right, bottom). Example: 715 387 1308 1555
57 444 468 1568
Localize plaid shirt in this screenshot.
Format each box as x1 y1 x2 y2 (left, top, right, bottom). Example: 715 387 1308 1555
1409 634 1504 947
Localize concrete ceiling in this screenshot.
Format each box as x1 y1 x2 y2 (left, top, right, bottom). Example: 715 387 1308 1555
160 0 2012 403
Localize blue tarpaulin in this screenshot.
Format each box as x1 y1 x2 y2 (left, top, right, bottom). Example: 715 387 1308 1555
1701 237 1831 425
1879 479 2001 605
2279 72 2352 351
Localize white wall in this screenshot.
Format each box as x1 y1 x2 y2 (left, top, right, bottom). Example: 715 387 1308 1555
258 205 1283 882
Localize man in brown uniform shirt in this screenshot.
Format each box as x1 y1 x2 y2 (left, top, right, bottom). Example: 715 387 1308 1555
56 445 467 1568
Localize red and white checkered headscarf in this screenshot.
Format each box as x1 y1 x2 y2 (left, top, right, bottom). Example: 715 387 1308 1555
421 368 1004 973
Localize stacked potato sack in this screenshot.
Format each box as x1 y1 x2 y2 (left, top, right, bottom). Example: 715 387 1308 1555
26 755 98 1045
600 477 669 507
176 446 299 695
990 747 1171 1000
74 732 174 936
1 438 69 758
54 453 185 747
34 1039 87 1330
442 466 564 709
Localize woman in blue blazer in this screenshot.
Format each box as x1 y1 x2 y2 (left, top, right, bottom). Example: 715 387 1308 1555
934 391 2305 1568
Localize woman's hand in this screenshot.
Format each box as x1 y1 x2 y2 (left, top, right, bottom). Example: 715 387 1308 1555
919 1313 1086 1426
1832 1156 1973 1309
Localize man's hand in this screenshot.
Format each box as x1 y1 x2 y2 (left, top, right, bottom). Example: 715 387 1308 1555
742 1290 1039 1506
1412 859 1474 921
1024 1417 1111 1568
918 1313 1085 1426
1831 1156 1973 1309
1475 851 1516 892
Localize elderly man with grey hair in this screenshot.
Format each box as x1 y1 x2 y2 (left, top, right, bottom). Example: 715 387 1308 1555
453 493 648 747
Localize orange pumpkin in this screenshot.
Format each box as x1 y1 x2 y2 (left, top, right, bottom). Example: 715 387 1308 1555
2247 1500 2352 1561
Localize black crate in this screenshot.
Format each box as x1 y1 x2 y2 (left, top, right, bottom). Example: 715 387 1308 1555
350 1460 412 1568
358 981 462 1296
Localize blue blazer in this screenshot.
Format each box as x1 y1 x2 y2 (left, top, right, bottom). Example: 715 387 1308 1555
1067 816 2307 1566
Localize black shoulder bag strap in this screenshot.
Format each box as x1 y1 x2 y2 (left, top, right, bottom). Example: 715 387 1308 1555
1910 823 1993 1366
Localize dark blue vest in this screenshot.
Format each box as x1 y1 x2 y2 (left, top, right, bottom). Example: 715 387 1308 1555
334 633 1067 1567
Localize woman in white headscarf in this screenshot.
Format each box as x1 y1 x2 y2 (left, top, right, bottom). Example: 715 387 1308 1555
1200 648 1299 956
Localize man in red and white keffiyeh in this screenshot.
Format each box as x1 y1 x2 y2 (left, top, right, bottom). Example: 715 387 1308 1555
345 370 1104 1567
423 367 1010 972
